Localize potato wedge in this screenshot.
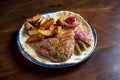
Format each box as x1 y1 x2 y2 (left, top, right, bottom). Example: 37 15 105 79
40 18 54 30
53 26 62 35
26 14 41 23
75 42 82 54
26 34 44 43
25 22 38 35
57 26 62 33
56 18 64 26
40 17 47 25
25 22 34 30
38 29 53 36
49 25 56 31
27 30 39 36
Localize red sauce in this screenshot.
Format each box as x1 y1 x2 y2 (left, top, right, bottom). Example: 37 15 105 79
65 16 81 28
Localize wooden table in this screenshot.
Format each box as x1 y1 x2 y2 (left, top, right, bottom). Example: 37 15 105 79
0 0 120 80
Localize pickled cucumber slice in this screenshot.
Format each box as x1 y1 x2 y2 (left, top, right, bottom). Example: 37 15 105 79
82 40 91 47
75 42 82 55
78 40 87 51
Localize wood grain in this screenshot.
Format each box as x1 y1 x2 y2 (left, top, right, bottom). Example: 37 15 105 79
0 0 120 80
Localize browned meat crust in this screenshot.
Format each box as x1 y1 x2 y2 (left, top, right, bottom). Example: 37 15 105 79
33 31 75 62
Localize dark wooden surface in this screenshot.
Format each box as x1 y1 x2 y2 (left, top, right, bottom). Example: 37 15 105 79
0 0 120 80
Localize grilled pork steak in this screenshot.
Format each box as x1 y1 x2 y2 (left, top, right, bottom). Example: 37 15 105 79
33 31 75 62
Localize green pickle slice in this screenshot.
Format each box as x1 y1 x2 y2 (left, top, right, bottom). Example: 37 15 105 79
75 42 82 55
78 40 87 51
82 40 91 47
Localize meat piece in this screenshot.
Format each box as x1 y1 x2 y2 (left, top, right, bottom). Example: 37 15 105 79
32 31 75 62
56 31 75 61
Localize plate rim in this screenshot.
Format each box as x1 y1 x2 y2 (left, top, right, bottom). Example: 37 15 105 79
17 11 97 68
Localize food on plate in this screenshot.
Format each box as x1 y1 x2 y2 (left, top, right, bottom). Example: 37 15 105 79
49 25 56 31
40 17 47 25
82 40 91 47
52 26 62 35
56 18 64 26
75 42 82 54
25 18 63 41
25 22 34 30
26 14 41 23
40 18 54 30
75 40 92 55
25 22 39 35
74 29 92 42
74 29 92 54
26 34 44 43
38 29 53 36
33 31 75 62
78 40 87 51
64 16 81 28
22 11 93 62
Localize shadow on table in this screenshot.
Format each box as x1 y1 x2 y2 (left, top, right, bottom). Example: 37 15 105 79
11 31 87 79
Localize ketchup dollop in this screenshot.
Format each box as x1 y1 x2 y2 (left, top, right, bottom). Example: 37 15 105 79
64 16 81 28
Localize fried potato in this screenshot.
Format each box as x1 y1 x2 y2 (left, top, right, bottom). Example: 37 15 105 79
25 22 34 30
26 34 44 43
28 30 39 36
53 26 62 35
53 27 58 35
57 26 62 33
40 18 54 30
26 14 41 23
49 25 56 31
40 17 47 25
56 18 64 26
25 22 38 35
38 29 53 36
